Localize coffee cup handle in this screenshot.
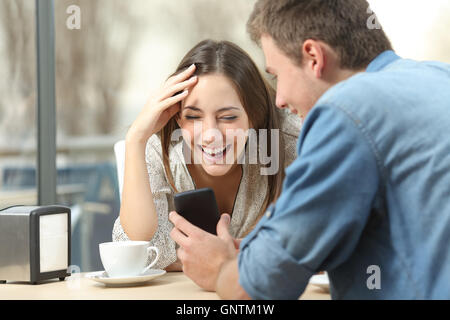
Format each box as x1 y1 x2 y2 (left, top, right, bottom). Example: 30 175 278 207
142 246 159 273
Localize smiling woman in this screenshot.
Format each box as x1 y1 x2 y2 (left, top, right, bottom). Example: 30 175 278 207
176 73 250 174
112 39 302 271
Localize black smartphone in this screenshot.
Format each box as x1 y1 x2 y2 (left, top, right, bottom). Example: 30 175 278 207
174 188 220 235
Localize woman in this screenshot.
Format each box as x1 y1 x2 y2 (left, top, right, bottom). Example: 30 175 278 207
112 39 301 271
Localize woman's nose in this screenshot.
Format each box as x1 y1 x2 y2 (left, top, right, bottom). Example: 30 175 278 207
202 119 222 145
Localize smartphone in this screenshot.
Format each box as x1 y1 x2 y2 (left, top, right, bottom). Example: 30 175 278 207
174 188 220 235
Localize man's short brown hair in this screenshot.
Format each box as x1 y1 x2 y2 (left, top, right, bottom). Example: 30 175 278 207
247 0 393 70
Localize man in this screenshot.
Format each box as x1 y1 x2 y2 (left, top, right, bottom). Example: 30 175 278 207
169 0 450 299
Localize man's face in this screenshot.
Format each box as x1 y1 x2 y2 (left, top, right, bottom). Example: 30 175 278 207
261 35 323 118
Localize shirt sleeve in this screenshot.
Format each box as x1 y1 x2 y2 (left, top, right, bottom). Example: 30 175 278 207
238 105 381 299
112 135 177 270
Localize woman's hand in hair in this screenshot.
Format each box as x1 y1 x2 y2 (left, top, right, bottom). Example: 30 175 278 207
127 64 198 143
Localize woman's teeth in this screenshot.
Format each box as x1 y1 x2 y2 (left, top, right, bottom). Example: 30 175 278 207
200 145 231 162
202 146 226 156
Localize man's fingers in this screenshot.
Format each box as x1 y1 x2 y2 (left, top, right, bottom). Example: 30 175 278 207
217 214 232 241
170 225 189 247
169 211 203 239
233 238 243 250
176 246 187 263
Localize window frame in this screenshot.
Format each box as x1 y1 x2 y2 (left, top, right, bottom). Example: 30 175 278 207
35 0 57 205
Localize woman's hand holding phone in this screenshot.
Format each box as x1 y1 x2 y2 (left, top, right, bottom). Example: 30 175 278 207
127 64 198 143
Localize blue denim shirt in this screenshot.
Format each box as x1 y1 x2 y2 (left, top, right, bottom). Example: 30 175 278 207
238 51 450 299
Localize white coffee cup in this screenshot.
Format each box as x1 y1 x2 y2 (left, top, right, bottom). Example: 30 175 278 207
99 241 159 278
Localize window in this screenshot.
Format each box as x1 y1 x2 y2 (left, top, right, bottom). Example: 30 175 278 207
0 1 37 209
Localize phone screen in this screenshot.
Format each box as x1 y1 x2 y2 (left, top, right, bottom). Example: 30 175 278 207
174 188 220 235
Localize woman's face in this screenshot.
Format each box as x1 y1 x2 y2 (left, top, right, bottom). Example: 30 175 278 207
176 73 250 177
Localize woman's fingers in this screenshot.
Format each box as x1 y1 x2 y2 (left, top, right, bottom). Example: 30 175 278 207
159 75 198 101
131 64 196 139
165 64 196 87
166 103 181 118
154 64 197 115
158 89 189 111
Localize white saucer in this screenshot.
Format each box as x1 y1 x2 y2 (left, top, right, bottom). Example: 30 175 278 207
309 273 330 292
85 269 166 287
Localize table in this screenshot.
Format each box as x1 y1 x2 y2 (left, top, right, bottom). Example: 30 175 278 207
0 272 330 300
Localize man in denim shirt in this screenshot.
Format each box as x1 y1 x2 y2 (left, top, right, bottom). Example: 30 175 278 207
169 0 450 299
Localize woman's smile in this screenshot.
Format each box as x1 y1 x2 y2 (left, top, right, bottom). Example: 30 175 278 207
198 144 233 164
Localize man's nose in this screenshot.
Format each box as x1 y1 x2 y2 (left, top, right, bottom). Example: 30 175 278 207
275 94 288 109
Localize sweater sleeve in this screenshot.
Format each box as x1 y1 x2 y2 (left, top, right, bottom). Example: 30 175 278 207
112 135 177 270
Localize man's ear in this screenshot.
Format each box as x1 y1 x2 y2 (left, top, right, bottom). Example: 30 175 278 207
302 39 325 78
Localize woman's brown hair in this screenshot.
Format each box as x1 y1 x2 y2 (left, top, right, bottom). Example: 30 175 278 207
159 39 286 229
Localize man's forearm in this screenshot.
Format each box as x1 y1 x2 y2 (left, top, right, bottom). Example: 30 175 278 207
215 257 251 300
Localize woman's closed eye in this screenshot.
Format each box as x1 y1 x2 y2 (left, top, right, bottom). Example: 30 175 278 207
220 116 238 121
184 115 201 120
183 115 238 121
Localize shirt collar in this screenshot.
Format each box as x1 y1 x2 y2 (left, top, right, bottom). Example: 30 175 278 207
366 50 401 73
